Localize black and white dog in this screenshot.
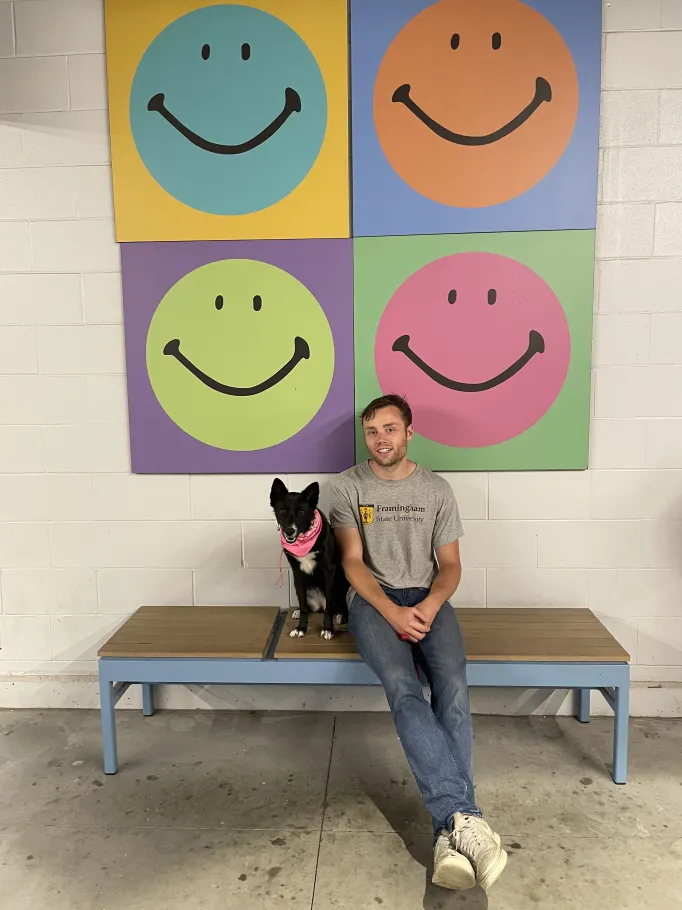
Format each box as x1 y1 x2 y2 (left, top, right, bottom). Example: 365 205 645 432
270 478 349 640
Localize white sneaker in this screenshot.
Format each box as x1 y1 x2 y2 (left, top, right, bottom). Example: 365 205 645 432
432 830 476 890
452 813 508 892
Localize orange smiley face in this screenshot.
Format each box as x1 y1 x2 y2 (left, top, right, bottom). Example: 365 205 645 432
373 0 579 208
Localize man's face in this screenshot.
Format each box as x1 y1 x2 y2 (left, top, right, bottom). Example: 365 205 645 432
362 405 413 467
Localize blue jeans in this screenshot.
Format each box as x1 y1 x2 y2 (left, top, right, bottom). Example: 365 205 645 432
349 587 481 835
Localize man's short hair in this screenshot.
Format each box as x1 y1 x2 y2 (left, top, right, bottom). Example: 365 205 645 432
360 394 413 428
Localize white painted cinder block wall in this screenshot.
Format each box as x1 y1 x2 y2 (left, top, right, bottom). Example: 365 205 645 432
1 0 682 715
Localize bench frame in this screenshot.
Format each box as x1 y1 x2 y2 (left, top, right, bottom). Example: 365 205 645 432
98 651 630 782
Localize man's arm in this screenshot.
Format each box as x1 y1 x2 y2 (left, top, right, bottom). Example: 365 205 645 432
333 527 394 617
327 479 395 620
415 540 462 627
415 480 465 627
334 527 429 643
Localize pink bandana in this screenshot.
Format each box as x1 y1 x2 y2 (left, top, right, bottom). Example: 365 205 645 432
277 510 323 588
280 509 323 557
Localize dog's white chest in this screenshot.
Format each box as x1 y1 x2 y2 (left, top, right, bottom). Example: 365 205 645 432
296 552 317 575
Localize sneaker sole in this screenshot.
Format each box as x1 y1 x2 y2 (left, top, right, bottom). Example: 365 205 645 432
478 835 508 893
432 858 476 891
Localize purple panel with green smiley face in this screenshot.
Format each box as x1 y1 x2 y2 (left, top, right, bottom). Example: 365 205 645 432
121 239 354 473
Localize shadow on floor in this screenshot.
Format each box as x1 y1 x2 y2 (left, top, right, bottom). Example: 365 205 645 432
335 723 489 909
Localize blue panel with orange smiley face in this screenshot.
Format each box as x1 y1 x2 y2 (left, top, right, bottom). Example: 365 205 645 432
350 0 601 237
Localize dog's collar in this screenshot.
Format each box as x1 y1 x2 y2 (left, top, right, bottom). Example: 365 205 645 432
280 510 323 557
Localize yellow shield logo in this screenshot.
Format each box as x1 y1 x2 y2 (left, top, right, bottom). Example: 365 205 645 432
360 505 374 525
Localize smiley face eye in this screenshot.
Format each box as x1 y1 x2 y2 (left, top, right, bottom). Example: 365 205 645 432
215 295 223 310
448 289 457 304
253 295 262 312
201 43 210 60
450 33 460 50
488 289 497 305
492 32 502 50
241 42 251 61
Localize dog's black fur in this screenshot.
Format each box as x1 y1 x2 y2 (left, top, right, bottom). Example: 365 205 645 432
270 478 349 639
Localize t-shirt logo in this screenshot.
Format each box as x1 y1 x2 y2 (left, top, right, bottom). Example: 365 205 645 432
359 504 374 525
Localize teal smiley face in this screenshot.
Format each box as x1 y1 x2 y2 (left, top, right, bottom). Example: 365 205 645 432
129 5 328 216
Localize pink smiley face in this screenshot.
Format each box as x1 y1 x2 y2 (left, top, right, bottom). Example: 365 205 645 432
375 252 571 448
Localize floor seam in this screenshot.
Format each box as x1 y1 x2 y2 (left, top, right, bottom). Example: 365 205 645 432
0 822 326 833
310 713 337 910
1 822 676 841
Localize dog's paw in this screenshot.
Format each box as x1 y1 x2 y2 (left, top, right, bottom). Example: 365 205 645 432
320 630 334 641
289 628 306 638
291 609 301 620
334 614 347 626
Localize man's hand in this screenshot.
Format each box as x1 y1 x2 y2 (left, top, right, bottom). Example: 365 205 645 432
386 605 430 643
413 595 442 629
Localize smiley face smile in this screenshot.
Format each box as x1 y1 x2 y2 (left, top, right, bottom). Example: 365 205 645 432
391 76 552 147
163 334 310 396
147 86 302 155
392 329 545 392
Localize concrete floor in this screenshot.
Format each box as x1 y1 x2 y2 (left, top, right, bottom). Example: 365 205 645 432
1 710 681 910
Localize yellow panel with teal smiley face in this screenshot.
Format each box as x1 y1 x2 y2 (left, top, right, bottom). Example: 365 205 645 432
105 0 349 241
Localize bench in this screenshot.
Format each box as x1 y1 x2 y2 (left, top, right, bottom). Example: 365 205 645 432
97 605 630 782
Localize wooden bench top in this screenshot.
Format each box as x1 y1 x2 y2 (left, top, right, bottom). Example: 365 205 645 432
274 608 630 663
98 606 629 664
98 606 280 659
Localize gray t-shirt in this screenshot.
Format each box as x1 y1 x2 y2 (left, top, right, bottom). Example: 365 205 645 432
329 461 464 598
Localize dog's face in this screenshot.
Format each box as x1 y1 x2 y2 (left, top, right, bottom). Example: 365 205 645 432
270 478 319 544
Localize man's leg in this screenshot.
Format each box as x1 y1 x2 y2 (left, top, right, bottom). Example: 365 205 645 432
349 592 479 832
412 593 478 822
413 593 507 892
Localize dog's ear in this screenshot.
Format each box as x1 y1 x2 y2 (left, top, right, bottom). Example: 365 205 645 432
301 482 320 510
270 477 288 506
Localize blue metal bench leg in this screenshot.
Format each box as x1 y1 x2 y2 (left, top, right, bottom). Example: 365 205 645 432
576 688 591 723
99 678 119 775
142 683 155 717
612 683 629 785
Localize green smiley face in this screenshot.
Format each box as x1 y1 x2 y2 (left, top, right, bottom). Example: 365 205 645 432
146 259 334 450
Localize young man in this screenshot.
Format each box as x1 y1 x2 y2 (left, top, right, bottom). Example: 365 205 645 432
329 394 507 893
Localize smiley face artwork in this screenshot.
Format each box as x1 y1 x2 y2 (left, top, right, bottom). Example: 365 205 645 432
146 259 334 450
373 0 578 208
130 5 327 216
374 252 570 448
120 240 354 473
105 0 349 241
354 231 595 471
109 0 598 475
350 0 601 236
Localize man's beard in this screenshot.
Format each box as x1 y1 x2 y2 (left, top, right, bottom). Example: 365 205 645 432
372 441 407 467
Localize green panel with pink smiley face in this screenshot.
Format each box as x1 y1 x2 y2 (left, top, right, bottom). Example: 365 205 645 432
354 230 594 470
